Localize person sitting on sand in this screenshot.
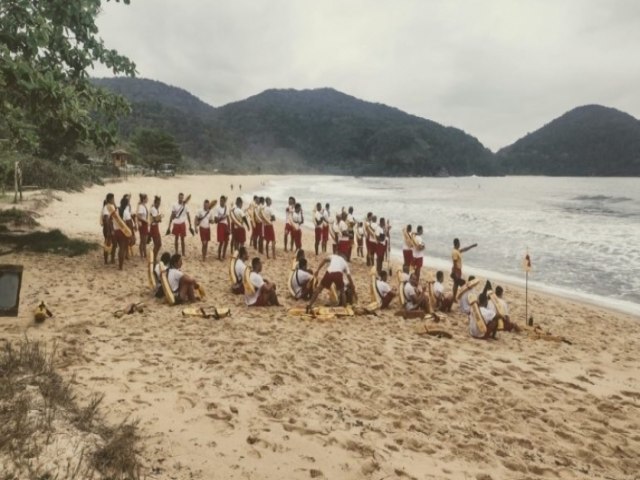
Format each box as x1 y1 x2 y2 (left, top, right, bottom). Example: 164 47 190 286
434 270 454 312
403 273 430 312
313 202 323 256
291 258 314 300
232 246 249 295
245 257 280 307
306 252 355 310
458 276 476 315
375 271 396 309
469 292 499 339
154 252 171 298
262 197 276 259
488 285 520 332
136 193 149 259
167 254 201 303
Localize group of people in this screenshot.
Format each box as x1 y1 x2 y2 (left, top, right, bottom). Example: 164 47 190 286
101 191 517 339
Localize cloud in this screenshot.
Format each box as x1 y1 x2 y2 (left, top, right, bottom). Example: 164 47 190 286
94 0 640 150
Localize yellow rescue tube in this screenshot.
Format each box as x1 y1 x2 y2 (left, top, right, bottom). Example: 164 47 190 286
229 250 239 285
456 278 480 301
106 204 132 238
488 291 506 330
243 266 255 295
370 267 382 308
160 265 176 306
147 255 156 290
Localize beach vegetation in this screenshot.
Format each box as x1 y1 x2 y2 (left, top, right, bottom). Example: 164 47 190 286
0 228 97 257
132 128 182 174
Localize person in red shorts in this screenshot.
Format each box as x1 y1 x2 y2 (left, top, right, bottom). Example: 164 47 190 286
313 202 323 256
214 195 230 260
289 202 304 250
412 225 425 282
231 197 251 250
306 252 355 310
321 203 331 253
374 217 388 274
245 257 280 307
337 211 351 258
402 224 414 269
149 196 163 262
261 197 276 259
168 193 193 256
284 196 295 252
136 193 150 259
195 199 213 261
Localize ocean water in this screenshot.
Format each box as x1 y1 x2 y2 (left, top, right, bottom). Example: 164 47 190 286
251 176 640 317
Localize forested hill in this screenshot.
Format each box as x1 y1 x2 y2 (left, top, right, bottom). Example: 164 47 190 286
497 105 640 176
92 77 496 175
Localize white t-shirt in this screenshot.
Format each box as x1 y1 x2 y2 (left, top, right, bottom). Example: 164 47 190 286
154 263 163 289
245 271 265 306
434 281 445 299
346 213 355 226
232 207 245 226
150 206 160 225
314 210 323 227
399 272 410 283
214 205 228 225
356 226 364 238
291 211 303 225
403 231 413 250
338 220 349 238
327 254 350 274
122 205 132 222
470 306 494 338
291 269 313 299
374 224 386 245
459 290 472 314
197 209 212 229
137 204 148 222
376 279 391 297
322 209 330 224
412 234 425 258
172 203 189 224
234 259 246 283
403 283 417 310
167 269 184 293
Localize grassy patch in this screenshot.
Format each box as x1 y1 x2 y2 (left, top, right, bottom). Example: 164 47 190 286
0 339 142 479
0 229 97 257
0 208 40 228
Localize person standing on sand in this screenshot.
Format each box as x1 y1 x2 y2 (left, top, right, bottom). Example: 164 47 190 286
121 194 135 259
284 196 295 252
402 224 414 270
374 217 388 274
168 193 193 257
321 203 331 253
412 225 425 282
101 193 116 265
291 203 304 251
214 195 230 260
451 237 477 301
195 199 213 261
231 197 250 250
306 252 356 310
262 197 276 259
313 202 323 256
136 194 149 259
245 257 280 307
149 196 163 262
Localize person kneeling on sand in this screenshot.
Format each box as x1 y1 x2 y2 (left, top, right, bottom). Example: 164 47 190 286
168 254 201 303
458 276 476 315
306 252 355 310
469 292 499 339
232 246 249 295
434 271 454 312
291 258 314 300
245 257 280 307
488 285 520 332
154 252 171 298
403 273 430 313
376 271 396 309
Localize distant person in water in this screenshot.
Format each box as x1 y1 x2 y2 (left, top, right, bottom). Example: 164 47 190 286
451 238 477 301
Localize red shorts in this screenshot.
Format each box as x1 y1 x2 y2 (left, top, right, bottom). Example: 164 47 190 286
376 243 387 257
315 227 322 243
452 267 462 280
285 223 292 234
366 239 374 253
291 228 302 249
403 249 413 265
200 226 211 242
338 239 351 256
217 223 229 242
413 257 423 270
233 226 246 244
320 271 344 290
264 224 275 242
172 222 187 237
250 288 268 307
321 225 329 242
150 223 160 240
113 229 128 242
138 221 149 236
254 222 263 238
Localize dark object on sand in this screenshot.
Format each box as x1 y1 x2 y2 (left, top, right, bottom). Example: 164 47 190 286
0 264 23 316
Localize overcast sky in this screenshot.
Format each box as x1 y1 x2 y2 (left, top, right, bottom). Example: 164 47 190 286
94 0 640 151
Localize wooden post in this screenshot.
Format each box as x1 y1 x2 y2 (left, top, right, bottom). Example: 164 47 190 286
13 161 20 203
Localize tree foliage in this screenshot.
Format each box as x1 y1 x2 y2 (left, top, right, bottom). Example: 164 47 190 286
0 0 136 161
132 128 182 173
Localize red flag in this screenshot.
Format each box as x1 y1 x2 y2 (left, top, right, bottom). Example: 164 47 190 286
523 250 532 272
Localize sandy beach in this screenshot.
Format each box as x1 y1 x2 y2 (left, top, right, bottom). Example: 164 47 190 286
1 174 639 479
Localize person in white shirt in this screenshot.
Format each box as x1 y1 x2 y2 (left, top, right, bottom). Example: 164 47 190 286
168 193 193 257
149 195 163 262
364 212 375 267
355 222 365 258
290 203 304 250
412 225 425 282
291 258 314 300
313 202 324 256
121 194 135 260
402 224 414 269
245 257 280 307
231 246 249 295
469 293 498 339
284 197 296 252
167 254 201 303
403 273 429 312
213 195 230 261
458 276 476 315
346 206 356 261
488 285 519 332
321 203 331 253
101 193 116 265
306 253 356 310
374 217 388 275
230 196 251 251
375 271 396 309
136 193 150 259
195 199 213 261
153 252 171 298
433 271 454 312
261 197 276 259
337 212 351 259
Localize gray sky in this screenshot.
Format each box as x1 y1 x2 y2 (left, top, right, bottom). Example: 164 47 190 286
94 0 640 151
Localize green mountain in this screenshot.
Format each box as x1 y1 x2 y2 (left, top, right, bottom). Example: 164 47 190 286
497 105 640 176
92 77 495 175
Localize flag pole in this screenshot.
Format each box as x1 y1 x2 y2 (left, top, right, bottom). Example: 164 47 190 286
525 270 529 326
